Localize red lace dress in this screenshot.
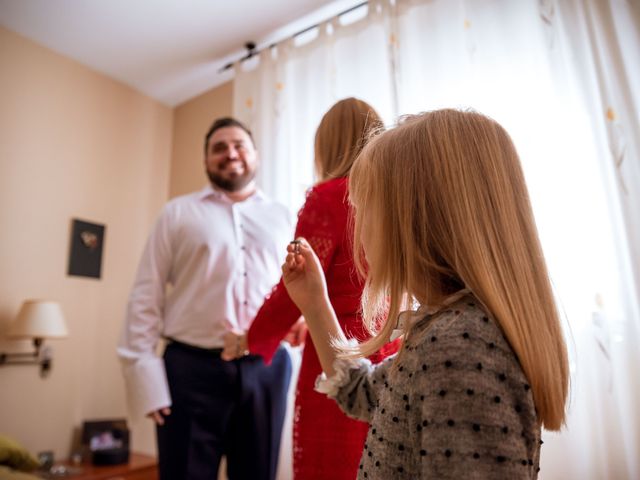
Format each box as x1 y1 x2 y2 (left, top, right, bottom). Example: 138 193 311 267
248 177 399 480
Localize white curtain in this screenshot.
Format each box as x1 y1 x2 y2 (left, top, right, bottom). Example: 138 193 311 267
234 1 640 478
233 0 397 212
534 1 640 478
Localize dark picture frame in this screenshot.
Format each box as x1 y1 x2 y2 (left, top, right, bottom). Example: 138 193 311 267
67 219 106 279
80 418 130 466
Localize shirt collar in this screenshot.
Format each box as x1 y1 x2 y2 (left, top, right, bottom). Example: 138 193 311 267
197 184 266 203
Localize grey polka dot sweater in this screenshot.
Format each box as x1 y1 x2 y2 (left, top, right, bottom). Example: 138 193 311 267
317 294 541 479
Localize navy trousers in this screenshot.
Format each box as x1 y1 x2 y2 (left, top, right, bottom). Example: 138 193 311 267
157 341 292 480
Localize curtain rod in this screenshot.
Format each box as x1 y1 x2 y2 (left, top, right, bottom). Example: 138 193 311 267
217 1 369 73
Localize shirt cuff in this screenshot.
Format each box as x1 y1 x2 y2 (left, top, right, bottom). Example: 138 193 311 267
120 355 171 418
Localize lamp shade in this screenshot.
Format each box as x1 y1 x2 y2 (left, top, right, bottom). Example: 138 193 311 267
7 300 69 339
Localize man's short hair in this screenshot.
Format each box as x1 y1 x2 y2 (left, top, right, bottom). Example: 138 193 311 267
204 117 255 153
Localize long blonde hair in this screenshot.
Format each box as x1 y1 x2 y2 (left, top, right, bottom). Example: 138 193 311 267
348 109 569 430
314 98 383 180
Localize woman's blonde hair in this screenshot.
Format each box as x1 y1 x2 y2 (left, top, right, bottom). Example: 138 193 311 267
348 109 569 430
314 97 383 180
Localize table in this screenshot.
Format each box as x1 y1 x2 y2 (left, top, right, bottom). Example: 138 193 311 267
44 452 157 480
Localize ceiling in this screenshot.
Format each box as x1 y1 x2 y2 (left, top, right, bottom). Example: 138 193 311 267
0 0 361 106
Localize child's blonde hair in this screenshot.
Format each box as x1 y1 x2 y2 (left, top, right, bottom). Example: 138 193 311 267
348 109 569 430
314 97 383 180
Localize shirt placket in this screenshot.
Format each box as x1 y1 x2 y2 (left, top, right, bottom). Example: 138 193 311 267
232 203 249 329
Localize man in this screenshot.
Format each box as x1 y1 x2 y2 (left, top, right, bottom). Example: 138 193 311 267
118 117 293 480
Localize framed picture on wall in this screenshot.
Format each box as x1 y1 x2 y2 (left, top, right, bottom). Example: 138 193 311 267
67 218 106 279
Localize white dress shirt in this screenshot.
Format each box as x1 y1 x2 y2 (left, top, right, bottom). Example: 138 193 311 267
117 185 293 417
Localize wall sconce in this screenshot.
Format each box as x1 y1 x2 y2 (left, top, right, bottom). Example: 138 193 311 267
0 300 69 377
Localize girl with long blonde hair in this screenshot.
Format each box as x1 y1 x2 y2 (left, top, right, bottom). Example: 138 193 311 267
282 109 569 479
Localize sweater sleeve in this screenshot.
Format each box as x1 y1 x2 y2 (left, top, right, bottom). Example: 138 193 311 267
316 353 396 424
247 183 342 363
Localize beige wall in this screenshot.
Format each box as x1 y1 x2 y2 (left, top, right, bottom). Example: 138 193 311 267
170 82 233 198
0 26 173 459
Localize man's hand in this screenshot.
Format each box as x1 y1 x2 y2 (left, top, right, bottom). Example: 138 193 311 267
147 407 171 425
283 318 308 347
221 329 248 361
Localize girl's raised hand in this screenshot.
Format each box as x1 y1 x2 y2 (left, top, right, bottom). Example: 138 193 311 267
282 238 329 314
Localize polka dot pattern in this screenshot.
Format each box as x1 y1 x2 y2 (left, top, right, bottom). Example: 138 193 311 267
327 294 542 479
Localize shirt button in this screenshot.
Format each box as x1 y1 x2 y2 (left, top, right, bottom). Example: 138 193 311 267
243 272 248 277
240 246 245 250
243 301 248 306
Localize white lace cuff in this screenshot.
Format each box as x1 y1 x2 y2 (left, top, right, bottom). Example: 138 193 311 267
315 351 371 399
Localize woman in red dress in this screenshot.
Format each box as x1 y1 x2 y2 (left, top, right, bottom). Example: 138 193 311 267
226 98 399 479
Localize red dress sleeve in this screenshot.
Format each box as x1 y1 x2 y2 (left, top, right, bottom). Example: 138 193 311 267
247 181 343 364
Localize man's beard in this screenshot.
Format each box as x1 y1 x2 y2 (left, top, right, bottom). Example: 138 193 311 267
207 169 256 192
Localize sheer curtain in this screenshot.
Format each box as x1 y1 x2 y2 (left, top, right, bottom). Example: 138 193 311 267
535 1 640 478
233 0 396 211
234 1 640 478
